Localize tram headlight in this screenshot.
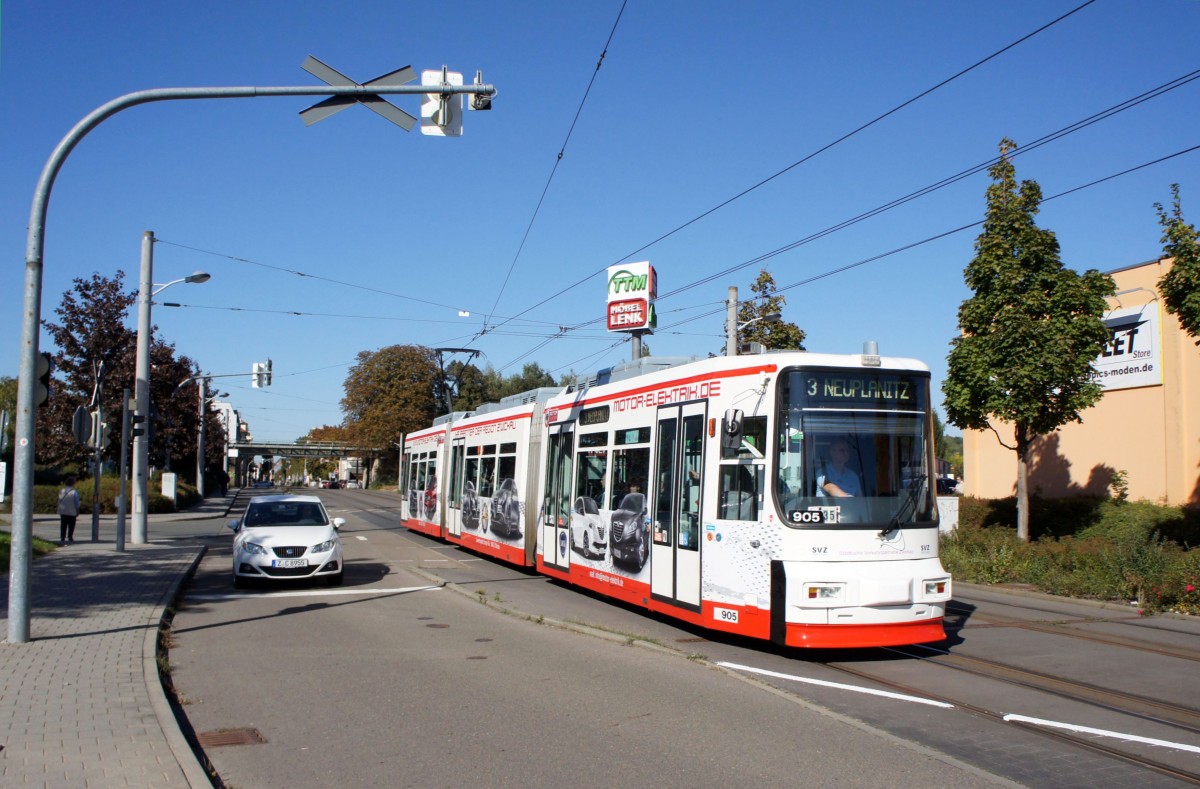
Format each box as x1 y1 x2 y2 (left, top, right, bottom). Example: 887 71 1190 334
805 583 844 601
923 579 950 598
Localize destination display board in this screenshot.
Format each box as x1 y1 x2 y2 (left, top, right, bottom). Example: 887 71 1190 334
792 369 928 410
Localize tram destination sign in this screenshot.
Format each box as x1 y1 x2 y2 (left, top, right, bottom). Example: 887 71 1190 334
797 370 927 409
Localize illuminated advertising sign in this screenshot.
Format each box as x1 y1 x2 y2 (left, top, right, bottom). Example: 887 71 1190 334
606 261 656 333
1093 304 1162 391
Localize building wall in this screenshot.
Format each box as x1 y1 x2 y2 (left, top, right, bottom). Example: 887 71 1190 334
963 257 1200 506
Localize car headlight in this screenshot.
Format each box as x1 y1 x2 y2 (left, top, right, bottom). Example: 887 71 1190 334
311 539 338 554
242 541 268 556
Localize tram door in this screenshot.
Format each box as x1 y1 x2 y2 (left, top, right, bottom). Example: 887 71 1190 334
650 402 705 609
447 438 465 538
541 421 575 573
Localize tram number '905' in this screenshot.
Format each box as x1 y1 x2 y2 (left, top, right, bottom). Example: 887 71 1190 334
790 507 838 524
713 607 739 624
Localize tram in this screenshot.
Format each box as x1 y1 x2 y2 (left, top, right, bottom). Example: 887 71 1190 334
401 346 951 649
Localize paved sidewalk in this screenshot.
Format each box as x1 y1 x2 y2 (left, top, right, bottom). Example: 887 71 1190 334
1 494 237 788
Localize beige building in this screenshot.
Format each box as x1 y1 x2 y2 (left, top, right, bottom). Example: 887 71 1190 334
963 257 1200 506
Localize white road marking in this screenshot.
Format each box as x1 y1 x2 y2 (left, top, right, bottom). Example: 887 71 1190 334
355 535 368 541
720 662 1200 754
717 661 955 708
1003 714 1200 754
189 585 441 601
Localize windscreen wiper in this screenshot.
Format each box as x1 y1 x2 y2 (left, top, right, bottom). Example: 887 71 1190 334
879 473 926 540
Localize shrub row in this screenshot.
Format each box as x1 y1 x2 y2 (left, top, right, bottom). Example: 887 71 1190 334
944 496 1200 614
26 474 201 516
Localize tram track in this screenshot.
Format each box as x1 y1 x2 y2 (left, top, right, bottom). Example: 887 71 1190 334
886 643 1200 736
820 659 1200 786
948 601 1200 663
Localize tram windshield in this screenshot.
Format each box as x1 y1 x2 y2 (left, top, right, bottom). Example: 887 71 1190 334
775 368 936 528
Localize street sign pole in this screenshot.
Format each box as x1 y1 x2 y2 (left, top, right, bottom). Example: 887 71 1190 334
8 64 495 644
116 390 132 552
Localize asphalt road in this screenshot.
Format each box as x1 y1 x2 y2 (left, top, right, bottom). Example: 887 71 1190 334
167 489 1007 788
164 488 1200 788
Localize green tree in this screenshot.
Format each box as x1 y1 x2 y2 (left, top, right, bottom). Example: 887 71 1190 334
737 270 806 352
1155 184 1200 344
447 362 559 411
943 139 1115 541
446 359 493 412
495 362 556 400
341 345 439 447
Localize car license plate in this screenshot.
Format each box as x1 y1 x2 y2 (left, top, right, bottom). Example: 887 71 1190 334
273 558 307 568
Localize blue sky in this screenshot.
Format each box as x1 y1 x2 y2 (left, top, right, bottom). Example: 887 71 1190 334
3 1 1198 443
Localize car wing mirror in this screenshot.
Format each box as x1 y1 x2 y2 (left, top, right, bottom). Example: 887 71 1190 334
332 517 346 531
226 518 241 532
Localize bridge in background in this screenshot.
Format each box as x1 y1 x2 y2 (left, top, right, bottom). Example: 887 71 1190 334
228 442 390 486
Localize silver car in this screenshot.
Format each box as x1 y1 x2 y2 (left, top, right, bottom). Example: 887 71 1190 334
228 495 346 588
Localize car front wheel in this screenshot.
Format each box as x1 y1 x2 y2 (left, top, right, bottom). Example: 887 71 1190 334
327 571 344 587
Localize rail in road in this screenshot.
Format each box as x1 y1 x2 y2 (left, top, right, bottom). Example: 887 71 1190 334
171 488 1200 788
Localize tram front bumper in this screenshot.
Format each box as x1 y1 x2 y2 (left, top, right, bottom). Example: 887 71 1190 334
778 558 952 625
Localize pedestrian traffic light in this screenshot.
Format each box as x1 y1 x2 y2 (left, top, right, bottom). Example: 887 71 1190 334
98 422 113 449
264 358 273 387
131 413 146 437
35 352 53 406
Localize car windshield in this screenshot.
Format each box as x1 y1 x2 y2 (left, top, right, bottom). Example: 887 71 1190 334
244 501 329 527
617 493 644 513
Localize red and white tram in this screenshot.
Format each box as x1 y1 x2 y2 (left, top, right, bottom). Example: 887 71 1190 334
402 348 951 649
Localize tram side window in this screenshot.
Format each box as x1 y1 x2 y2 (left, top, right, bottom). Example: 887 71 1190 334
544 430 574 528
415 459 427 495
739 416 767 458
654 419 677 546
611 446 650 509
718 464 762 521
679 417 704 550
403 455 415 494
464 456 480 498
449 445 464 508
497 455 516 490
574 450 608 509
479 456 497 498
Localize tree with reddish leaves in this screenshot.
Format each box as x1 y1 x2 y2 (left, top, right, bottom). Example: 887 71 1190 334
39 271 206 481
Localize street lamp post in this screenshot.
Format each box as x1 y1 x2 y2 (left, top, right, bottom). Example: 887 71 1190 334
8 75 496 645
725 285 781 356
131 230 210 544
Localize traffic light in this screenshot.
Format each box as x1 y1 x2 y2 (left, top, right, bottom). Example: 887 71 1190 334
35 352 53 406
131 412 146 437
252 360 273 388
98 422 113 449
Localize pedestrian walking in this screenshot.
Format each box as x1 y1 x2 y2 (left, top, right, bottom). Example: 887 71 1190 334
57 475 82 545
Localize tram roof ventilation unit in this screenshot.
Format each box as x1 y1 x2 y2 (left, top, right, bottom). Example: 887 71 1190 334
433 410 475 426
475 386 562 415
597 355 700 386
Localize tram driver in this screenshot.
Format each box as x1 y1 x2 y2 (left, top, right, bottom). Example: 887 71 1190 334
817 438 862 498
